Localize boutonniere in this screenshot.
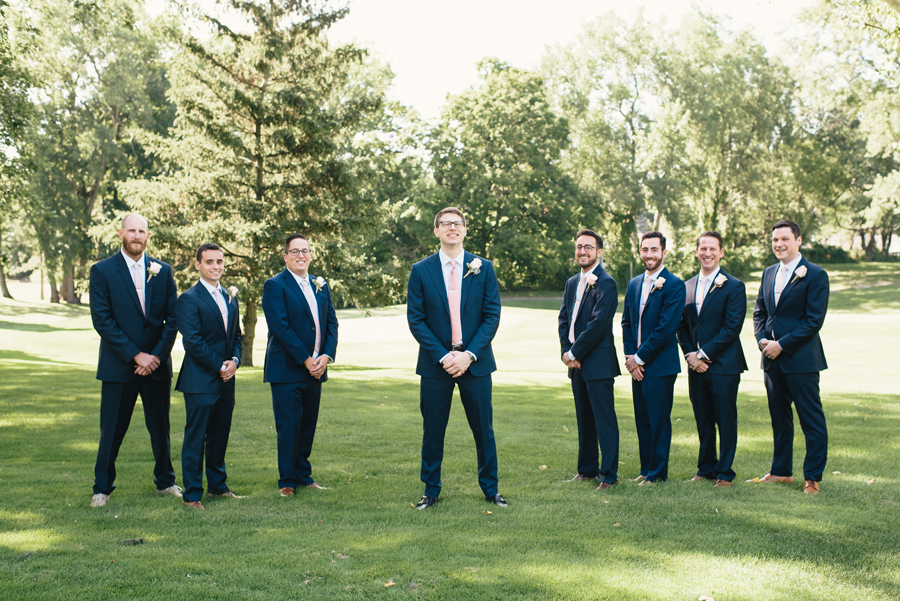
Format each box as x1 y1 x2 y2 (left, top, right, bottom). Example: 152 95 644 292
464 257 482 278
226 286 238 302
314 276 326 292
146 261 161 282
585 272 598 290
790 265 807 284
650 276 665 293
712 274 727 289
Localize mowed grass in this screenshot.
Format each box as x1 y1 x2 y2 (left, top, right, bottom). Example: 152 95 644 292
1 263 899 601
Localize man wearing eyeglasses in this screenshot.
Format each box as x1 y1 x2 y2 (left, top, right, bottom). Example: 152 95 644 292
558 229 621 490
262 234 338 497
406 207 505 510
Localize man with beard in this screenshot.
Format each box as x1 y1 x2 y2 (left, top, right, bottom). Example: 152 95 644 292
558 229 621 489
88 214 180 507
621 231 685 485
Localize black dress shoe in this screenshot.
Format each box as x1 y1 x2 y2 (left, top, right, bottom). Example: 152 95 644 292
415 495 438 510
485 494 508 507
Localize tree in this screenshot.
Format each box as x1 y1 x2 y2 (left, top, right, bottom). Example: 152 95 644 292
123 0 397 366
427 59 578 290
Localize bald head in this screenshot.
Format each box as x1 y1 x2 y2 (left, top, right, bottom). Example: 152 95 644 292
118 213 150 260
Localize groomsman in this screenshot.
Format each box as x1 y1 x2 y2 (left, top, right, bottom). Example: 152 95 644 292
175 243 243 509
558 229 621 489
262 234 338 497
753 220 829 494
621 231 685 485
88 214 180 507
406 207 506 510
677 232 747 488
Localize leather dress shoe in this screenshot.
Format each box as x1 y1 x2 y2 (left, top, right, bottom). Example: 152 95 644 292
486 494 508 507
156 485 184 498
90 493 109 507
568 473 600 482
690 475 714 482
279 487 295 497
632 474 646 483
184 501 205 509
596 479 618 490
759 473 794 484
803 480 820 494
715 479 733 488
415 495 438 510
638 479 655 487
207 491 246 498
307 482 329 490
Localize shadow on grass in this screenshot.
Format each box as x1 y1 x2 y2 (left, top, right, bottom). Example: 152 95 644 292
0 320 92 333
0 300 91 318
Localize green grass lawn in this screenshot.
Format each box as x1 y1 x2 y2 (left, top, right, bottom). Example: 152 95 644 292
1 263 899 600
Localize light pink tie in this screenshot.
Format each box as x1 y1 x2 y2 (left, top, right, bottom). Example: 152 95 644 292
132 263 145 315
696 276 709 315
300 279 321 356
213 288 228 334
448 261 462 346
638 275 651 346
774 264 788 306
568 274 587 343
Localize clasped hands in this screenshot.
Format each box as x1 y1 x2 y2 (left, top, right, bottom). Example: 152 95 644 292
684 352 711 373
759 339 783 359
624 355 644 381
561 353 581 370
304 355 330 379
442 350 472 378
133 352 160 377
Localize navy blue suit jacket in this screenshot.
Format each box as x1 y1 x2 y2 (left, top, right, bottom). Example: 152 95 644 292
753 258 828 373
262 269 339 384
558 263 620 381
621 267 685 378
407 252 500 379
174 282 243 399
89 252 178 382
677 271 748 375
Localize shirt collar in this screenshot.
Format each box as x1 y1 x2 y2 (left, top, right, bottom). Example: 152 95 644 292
698 266 720 283
644 266 664 280
120 249 144 269
199 278 221 295
439 248 465 267
288 269 310 287
781 253 803 273
582 260 601 276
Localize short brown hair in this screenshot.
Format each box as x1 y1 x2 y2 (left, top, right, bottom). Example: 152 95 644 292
284 233 308 253
434 207 466 228
696 231 723 249
641 231 666 250
576 228 603 249
196 243 222 262
772 219 801 238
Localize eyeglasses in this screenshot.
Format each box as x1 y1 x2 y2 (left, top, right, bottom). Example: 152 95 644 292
575 244 596 252
439 220 465 229
286 248 311 257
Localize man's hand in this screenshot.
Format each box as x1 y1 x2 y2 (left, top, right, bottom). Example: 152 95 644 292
762 339 783 360
561 354 581 370
134 352 160 376
685 352 709 373
442 351 472 378
304 355 329 379
220 360 238 382
625 355 644 381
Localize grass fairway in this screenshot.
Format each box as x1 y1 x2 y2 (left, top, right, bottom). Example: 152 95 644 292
1 263 899 601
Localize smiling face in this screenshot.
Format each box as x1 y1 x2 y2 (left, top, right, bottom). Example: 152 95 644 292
284 237 312 278
640 236 667 273
434 213 466 254
118 214 149 260
575 235 601 272
195 248 225 286
696 236 724 276
771 227 802 264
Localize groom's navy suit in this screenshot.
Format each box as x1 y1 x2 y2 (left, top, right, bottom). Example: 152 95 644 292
621 267 685 482
175 281 242 502
558 263 621 484
407 251 501 498
753 257 829 482
89 251 178 495
263 269 338 489
677 270 747 482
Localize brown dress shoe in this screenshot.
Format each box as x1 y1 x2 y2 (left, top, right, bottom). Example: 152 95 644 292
184 501 205 509
596 480 618 490
803 480 820 494
568 474 600 482
279 487 295 497
207 491 246 498
307 482 329 490
759 473 794 484
715 479 733 488
632 474 646 483
690 475 710 482
638 479 655 487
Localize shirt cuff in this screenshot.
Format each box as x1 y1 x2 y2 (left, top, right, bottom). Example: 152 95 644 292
440 353 452 365
231 356 241 368
566 350 576 362
465 351 477 362
634 355 645 366
323 354 334 364
697 349 709 361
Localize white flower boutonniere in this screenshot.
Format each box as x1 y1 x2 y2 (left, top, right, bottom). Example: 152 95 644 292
464 257 482 279
650 276 665 293
227 286 239 302
146 261 161 282
790 265 808 284
314 276 326 292
713 274 727 289
585 272 598 290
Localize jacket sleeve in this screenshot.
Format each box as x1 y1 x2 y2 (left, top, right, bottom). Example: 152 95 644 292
752 269 769 343
89 263 141 364
636 279 685 364
406 263 449 365
558 278 572 355
150 264 178 361
700 279 747 361
570 276 618 360
777 267 829 354
262 277 311 365
464 260 501 360
320 285 339 361
621 280 636 356
176 290 224 375
230 298 243 364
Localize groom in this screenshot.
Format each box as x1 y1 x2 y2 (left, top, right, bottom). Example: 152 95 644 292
406 207 506 510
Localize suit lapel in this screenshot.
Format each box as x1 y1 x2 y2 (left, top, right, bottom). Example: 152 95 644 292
281 269 314 322
763 265 777 314
778 258 806 306
143 256 156 317
426 254 451 318
697 273 723 321
686 276 698 315
197 282 226 334
460 252 474 313
115 253 145 317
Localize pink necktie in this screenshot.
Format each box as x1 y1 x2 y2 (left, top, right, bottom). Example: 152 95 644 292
300 279 321 356
132 263 145 315
774 265 788 306
696 276 708 315
448 261 462 346
214 288 228 334
568 274 587 343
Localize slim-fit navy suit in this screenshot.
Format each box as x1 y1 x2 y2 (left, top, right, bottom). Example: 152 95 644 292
621 267 685 482
753 257 829 482
558 263 621 484
262 269 338 489
89 252 178 495
175 282 243 503
677 271 747 482
407 252 501 499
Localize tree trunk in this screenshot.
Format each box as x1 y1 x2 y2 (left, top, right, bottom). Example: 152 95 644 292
49 273 60 304
241 298 258 367
0 261 12 299
63 265 81 304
